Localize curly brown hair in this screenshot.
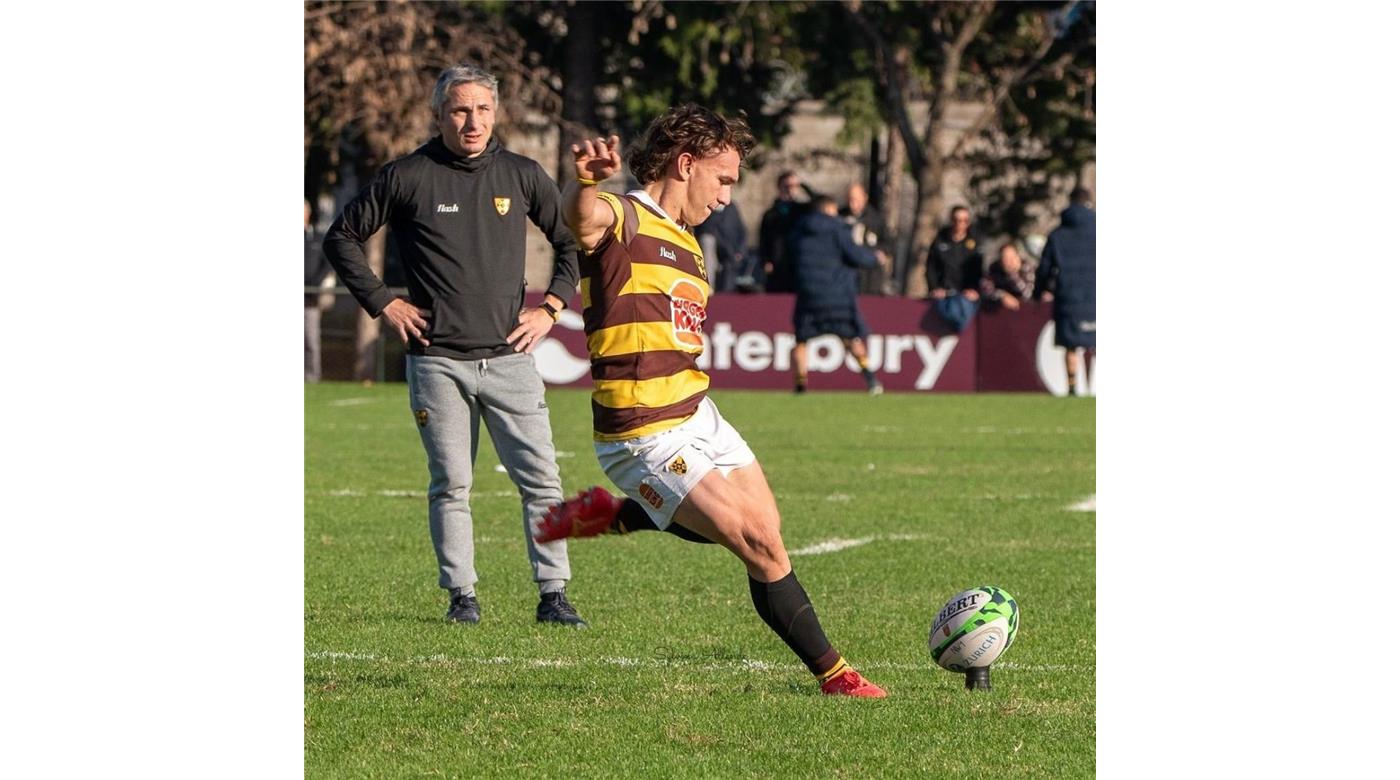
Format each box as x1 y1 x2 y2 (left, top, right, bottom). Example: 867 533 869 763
627 104 756 185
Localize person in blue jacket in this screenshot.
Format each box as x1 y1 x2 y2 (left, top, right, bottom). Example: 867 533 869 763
787 196 883 395
1036 188 1096 396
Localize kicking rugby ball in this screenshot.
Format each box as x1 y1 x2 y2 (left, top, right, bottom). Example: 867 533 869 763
929 586 1019 672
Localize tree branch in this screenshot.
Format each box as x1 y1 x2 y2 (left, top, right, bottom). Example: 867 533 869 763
949 1 1075 160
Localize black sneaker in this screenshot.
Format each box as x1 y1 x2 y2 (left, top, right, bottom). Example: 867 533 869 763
446 593 480 624
536 590 588 628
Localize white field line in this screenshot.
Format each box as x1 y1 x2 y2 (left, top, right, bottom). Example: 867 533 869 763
1068 495 1096 512
789 537 875 556
321 489 515 499
328 398 378 407
788 533 932 557
305 650 1084 675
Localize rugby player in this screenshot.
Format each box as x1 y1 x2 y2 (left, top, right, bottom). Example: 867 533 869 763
536 105 887 698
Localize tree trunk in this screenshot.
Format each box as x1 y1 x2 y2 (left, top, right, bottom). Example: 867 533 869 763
556 1 601 182
353 228 387 381
904 102 949 298
880 122 907 293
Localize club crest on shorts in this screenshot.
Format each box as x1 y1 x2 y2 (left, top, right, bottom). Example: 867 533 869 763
638 481 664 509
668 456 688 475
414 409 429 427
494 197 511 216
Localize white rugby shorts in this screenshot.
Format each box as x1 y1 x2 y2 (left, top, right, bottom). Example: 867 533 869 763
594 397 756 528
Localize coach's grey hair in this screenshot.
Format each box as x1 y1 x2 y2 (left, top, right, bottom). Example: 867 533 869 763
431 64 499 116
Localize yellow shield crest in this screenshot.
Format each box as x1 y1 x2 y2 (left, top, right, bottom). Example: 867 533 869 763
692 254 708 280
494 197 511 216
668 456 688 475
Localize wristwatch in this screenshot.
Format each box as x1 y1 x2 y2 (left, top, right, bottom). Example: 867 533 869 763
538 301 561 322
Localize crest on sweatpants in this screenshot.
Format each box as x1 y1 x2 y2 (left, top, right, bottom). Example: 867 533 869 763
414 409 429 427
494 197 511 216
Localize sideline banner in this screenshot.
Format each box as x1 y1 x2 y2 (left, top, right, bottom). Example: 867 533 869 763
529 293 1077 393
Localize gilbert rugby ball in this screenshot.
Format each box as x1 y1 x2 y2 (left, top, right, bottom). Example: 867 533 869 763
929 586 1019 672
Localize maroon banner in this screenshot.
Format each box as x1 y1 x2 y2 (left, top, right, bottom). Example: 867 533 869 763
528 293 1078 394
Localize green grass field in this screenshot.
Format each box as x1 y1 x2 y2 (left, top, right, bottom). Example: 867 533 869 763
305 384 1095 778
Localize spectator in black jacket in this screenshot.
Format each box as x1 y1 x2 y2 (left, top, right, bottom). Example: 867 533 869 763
1036 188 1096 396
925 205 986 300
840 183 893 296
788 196 882 394
759 170 814 293
980 243 1036 311
322 64 587 627
694 201 747 293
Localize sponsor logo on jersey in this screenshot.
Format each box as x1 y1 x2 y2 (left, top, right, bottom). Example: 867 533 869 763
669 278 706 350
436 203 459 213
659 246 677 261
668 456 687 475
414 409 429 427
638 481 664 509
494 197 511 216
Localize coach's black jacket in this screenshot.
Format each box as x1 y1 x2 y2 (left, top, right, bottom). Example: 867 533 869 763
324 136 580 360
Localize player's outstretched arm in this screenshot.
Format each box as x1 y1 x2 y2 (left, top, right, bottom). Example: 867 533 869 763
563 135 623 252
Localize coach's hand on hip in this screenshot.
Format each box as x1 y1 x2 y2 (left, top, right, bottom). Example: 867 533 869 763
380 298 432 347
508 306 557 354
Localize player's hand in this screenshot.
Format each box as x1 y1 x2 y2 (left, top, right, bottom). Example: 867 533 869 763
931 288 948 299
508 306 556 354
572 135 622 183
875 250 890 269
1040 292 1054 302
381 298 431 347
1001 295 1021 311
962 289 980 302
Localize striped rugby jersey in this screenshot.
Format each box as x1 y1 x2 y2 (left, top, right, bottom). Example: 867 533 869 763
580 191 711 441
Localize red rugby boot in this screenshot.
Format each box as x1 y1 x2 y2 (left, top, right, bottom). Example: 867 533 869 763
535 486 623 543
819 669 888 698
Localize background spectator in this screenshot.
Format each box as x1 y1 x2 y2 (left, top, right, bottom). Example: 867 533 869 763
787 195 882 395
840 183 894 296
980 242 1036 311
759 170 815 293
1036 188 1096 396
925 205 985 331
694 202 747 293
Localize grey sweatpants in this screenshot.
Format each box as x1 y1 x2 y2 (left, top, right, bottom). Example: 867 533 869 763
406 352 569 595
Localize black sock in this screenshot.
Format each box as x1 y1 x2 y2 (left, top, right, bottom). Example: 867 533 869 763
612 498 715 544
748 570 840 676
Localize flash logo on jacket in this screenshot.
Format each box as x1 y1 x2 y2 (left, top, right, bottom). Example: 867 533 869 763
436 203 459 213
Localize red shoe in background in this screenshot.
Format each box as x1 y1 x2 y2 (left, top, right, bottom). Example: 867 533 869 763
534 486 623 543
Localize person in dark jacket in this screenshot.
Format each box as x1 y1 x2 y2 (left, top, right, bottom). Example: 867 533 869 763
788 196 882 394
1036 188 1096 396
759 170 815 293
840 183 894 296
980 242 1036 311
924 205 986 331
694 201 747 293
322 64 587 627
925 205 986 300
